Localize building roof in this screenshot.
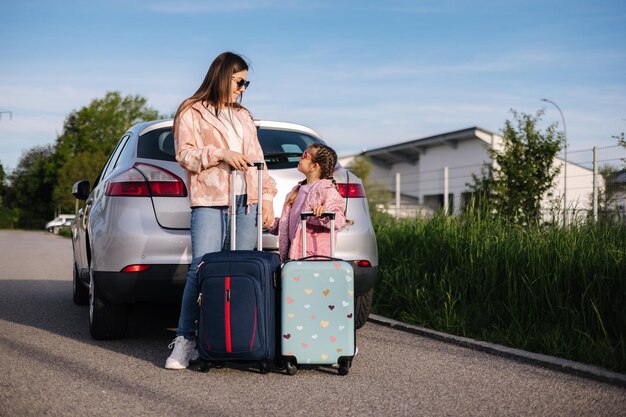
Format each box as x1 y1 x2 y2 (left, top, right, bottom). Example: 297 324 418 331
361 126 499 167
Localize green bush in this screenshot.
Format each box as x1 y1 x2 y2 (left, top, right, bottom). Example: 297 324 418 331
0 207 16 229
372 209 626 372
58 227 72 238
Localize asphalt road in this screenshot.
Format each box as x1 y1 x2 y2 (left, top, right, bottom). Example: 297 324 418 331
0 230 624 417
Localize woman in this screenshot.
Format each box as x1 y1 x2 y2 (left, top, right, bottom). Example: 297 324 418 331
166 52 277 369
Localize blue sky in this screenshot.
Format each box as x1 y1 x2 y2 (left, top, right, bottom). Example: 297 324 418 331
1 0 625 171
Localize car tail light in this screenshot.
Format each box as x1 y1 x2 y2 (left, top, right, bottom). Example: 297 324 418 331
354 260 371 268
336 183 366 198
121 264 151 273
105 163 187 197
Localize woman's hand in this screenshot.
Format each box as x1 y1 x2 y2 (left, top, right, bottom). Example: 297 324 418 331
222 149 250 171
262 201 274 228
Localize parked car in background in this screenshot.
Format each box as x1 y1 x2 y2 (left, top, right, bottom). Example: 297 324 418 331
71 119 379 340
45 214 75 233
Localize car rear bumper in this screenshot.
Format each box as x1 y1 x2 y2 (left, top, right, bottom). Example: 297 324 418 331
93 264 188 304
93 262 377 305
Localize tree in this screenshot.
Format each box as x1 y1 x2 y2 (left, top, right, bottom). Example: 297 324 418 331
596 132 626 222
0 162 15 228
8 145 57 228
594 165 625 221
469 110 564 224
52 91 161 211
0 92 163 227
616 132 626 163
346 155 392 214
55 150 108 208
0 162 5 202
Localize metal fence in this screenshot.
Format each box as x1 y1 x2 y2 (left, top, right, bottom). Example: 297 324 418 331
374 145 626 223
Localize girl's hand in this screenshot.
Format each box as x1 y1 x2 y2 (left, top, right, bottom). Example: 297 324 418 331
222 149 250 171
312 205 326 217
262 202 274 228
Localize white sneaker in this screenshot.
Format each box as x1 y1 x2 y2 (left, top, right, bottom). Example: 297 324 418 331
165 336 199 370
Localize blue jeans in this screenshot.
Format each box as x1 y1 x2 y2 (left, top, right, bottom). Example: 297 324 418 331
176 195 258 339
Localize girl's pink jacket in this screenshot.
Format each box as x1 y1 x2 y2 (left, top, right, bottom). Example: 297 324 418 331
267 179 346 262
174 100 277 207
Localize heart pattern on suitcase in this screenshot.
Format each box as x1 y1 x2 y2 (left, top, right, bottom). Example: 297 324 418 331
281 260 355 365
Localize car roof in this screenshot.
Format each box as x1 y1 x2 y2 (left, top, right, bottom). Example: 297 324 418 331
136 118 322 140
256 120 322 139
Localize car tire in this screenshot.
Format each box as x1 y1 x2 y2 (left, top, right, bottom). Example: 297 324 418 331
72 263 89 305
354 288 373 329
89 268 129 340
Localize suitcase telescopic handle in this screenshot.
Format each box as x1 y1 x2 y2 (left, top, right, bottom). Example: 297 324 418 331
230 162 265 251
300 211 335 258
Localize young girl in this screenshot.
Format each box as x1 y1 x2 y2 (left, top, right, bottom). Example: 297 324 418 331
268 143 346 262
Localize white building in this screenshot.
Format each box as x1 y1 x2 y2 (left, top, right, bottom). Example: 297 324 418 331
339 127 602 219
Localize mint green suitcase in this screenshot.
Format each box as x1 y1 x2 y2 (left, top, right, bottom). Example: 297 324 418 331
280 212 355 375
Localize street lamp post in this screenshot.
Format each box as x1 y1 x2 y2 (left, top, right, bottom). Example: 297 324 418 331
541 98 567 225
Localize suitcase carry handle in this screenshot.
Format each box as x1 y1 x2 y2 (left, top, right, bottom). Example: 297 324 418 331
230 162 265 251
297 255 341 262
300 211 335 258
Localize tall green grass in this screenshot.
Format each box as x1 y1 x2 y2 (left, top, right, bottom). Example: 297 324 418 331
372 210 626 372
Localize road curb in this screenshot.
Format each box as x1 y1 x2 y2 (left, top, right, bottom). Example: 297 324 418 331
368 314 626 389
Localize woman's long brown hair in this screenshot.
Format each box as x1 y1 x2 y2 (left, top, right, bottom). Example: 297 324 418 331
174 52 250 130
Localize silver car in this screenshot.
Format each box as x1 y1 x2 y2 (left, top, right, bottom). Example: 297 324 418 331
71 119 379 340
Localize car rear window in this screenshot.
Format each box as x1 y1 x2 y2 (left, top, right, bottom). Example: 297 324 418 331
257 128 323 169
137 128 176 161
137 126 323 168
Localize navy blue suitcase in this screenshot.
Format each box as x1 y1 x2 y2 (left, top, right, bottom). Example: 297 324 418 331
196 250 280 372
195 163 280 373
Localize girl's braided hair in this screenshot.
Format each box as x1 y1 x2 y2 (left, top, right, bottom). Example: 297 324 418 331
308 143 338 184
285 143 339 206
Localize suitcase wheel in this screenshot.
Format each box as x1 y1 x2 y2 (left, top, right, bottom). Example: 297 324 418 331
285 359 298 376
259 360 271 374
338 359 351 376
198 360 211 373
195 360 223 372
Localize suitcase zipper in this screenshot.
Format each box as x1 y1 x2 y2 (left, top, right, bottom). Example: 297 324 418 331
224 276 232 353
249 307 257 352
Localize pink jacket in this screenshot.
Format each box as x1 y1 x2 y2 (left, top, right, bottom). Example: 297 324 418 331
268 179 346 262
174 100 277 207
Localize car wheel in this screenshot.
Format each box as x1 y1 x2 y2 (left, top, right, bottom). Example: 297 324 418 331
72 263 89 305
354 288 373 329
89 267 129 340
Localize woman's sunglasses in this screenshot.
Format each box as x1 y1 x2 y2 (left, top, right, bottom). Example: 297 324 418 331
232 77 250 89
